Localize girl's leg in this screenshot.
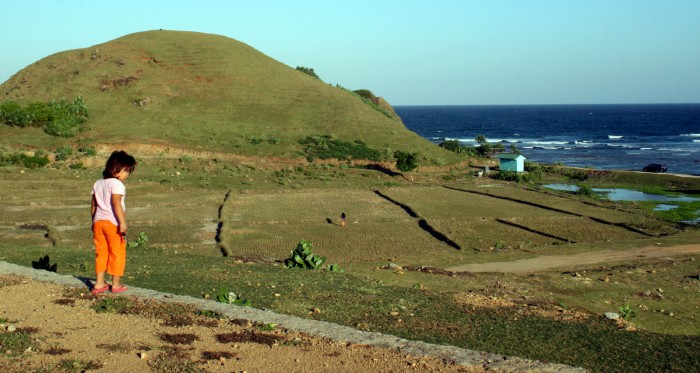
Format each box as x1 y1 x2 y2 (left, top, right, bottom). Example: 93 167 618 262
93 221 110 289
111 275 122 289
105 222 127 290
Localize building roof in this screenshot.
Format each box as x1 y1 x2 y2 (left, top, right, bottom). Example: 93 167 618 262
496 153 526 160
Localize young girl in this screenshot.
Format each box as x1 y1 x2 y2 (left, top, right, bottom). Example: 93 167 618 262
91 150 137 294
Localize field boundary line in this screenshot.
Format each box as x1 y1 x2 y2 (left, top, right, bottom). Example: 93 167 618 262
374 190 462 250
443 186 583 216
444 186 655 237
216 190 233 256
495 219 574 243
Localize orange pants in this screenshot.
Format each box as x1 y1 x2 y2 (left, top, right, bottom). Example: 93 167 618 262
93 220 126 276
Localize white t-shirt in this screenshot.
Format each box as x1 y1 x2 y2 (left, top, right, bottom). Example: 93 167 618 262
92 178 126 225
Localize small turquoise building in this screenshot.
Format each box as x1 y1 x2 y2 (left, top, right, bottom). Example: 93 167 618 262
497 153 527 172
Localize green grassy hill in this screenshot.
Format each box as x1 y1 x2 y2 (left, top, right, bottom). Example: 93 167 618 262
0 30 459 164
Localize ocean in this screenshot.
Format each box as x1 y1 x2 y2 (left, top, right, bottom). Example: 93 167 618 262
394 104 700 176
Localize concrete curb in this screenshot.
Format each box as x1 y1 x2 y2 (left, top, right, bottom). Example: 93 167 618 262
0 260 586 372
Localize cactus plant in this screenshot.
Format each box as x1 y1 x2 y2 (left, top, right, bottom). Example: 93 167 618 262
216 287 250 306
284 240 326 269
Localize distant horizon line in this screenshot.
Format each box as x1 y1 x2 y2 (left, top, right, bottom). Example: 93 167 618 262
393 102 700 107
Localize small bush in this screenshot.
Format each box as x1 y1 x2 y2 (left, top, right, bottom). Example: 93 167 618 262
296 66 320 80
55 146 73 161
0 101 31 126
394 150 419 173
45 116 82 137
353 89 377 102
284 240 326 269
78 145 97 156
0 97 88 137
4 153 51 169
576 183 595 197
494 171 541 183
300 135 381 161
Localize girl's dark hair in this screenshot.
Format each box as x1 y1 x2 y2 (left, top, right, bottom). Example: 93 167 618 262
103 150 137 179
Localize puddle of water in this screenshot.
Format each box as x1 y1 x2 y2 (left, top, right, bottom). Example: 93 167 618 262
654 204 678 211
543 184 700 224
543 183 579 192
593 188 700 202
543 184 700 202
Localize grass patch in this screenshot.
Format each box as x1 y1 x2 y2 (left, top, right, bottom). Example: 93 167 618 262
91 297 132 314
0 329 36 356
0 160 699 372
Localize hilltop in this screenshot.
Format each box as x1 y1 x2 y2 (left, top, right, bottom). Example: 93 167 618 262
0 30 459 164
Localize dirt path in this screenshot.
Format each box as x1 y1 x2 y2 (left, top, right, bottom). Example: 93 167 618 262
447 244 700 274
0 262 582 373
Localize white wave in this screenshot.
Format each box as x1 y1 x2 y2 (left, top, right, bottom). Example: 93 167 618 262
607 144 634 148
640 147 653 150
608 135 623 139
680 133 700 137
527 140 569 145
443 137 476 143
575 140 594 144
693 140 700 143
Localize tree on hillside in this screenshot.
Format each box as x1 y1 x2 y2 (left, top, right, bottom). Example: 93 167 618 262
296 66 320 80
394 150 419 181
474 134 504 157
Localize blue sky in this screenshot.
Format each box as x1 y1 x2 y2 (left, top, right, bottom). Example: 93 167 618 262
1 1 699 105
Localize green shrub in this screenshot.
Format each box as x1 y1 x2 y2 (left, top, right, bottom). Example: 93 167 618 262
619 304 637 320
78 145 97 156
394 150 419 173
0 101 31 126
300 135 381 161
5 153 51 168
284 240 326 269
494 171 541 183
576 183 595 197
296 66 320 80
55 146 73 161
216 287 251 306
353 89 377 102
335 85 393 119
438 139 462 153
45 116 82 137
525 161 543 173
1 97 88 137
544 165 589 181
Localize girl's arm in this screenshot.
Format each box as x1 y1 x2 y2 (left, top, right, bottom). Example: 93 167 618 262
111 193 127 234
91 195 96 231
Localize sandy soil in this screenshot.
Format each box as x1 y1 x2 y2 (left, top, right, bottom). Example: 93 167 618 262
447 244 700 273
0 274 479 373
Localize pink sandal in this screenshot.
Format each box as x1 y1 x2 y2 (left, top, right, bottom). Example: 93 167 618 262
91 284 110 295
111 285 128 293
